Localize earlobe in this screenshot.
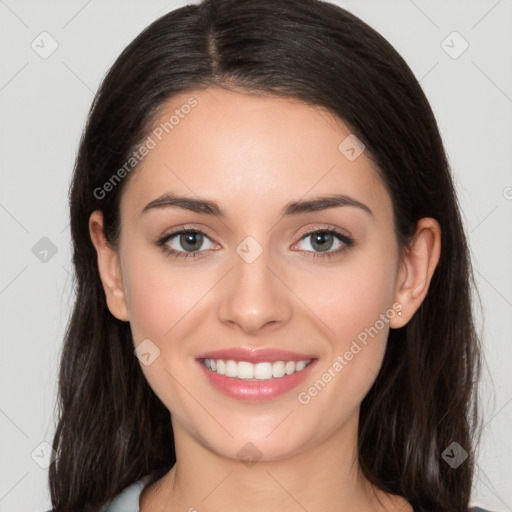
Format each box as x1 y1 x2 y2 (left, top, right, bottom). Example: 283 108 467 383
390 217 441 329
88 210 129 322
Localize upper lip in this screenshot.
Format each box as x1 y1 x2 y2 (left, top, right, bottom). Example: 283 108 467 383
196 347 317 364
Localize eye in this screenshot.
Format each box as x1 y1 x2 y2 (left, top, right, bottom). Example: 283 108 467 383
292 227 354 260
157 227 217 260
156 225 354 261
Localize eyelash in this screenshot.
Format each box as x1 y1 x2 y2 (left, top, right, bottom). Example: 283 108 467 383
156 226 354 261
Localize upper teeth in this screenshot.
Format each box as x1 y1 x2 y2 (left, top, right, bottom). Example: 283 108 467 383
203 358 312 380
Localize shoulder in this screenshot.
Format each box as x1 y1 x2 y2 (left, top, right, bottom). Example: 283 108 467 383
43 496 497 511
98 475 152 512
412 507 495 512
43 502 498 512
42 476 152 512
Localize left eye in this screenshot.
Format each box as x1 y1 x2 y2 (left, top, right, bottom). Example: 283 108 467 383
293 229 352 255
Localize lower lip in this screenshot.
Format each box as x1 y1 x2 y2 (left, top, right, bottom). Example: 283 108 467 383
197 359 317 402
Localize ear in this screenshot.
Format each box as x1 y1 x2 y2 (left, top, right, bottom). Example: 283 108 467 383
389 217 441 328
89 210 129 322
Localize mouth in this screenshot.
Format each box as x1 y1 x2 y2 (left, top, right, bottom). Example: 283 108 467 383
200 357 314 380
195 348 318 401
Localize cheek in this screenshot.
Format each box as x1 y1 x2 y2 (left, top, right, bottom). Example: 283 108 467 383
300 247 397 345
122 247 204 345
124 266 171 342
297 243 398 399
121 248 203 413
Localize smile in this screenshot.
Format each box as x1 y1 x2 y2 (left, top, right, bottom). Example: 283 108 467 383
202 358 313 380
197 357 318 401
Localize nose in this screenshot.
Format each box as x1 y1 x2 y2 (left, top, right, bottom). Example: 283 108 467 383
216 244 292 335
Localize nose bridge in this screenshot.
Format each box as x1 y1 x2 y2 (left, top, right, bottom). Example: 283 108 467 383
217 234 291 333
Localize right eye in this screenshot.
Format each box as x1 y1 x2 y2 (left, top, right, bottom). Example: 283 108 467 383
157 228 217 260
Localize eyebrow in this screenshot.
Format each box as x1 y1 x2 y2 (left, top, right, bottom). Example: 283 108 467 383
140 192 373 218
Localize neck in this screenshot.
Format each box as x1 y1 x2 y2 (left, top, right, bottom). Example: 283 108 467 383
140 411 412 512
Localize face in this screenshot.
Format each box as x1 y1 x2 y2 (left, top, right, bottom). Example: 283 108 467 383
99 87 405 461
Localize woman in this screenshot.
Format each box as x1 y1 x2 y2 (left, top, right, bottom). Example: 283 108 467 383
47 0 490 510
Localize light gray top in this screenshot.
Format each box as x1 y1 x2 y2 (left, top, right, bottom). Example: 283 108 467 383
98 477 495 512
100 476 152 512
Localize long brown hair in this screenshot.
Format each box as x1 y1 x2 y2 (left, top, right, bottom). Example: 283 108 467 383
49 0 482 510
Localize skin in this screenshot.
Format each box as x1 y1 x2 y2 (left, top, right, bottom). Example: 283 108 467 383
89 87 441 512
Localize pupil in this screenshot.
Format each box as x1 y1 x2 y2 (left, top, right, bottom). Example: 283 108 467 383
181 232 202 251
312 232 333 252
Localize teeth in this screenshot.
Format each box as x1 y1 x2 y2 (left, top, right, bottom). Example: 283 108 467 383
295 360 307 371
202 358 312 380
237 361 254 379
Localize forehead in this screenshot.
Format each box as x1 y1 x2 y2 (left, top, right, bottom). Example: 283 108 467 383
119 87 392 223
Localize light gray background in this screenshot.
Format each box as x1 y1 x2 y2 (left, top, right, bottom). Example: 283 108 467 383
1 1 511 511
